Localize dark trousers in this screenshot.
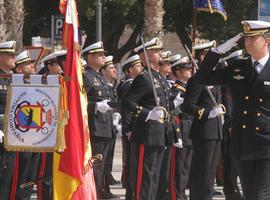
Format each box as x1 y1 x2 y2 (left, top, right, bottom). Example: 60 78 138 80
157 146 172 200
91 136 114 195
122 135 133 199
16 152 41 200
37 152 53 200
134 144 166 200
105 137 116 186
222 139 241 200
190 139 221 200
0 145 15 199
237 159 270 200
128 142 137 200
175 146 193 199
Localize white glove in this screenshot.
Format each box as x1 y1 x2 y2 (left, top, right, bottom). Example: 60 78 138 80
125 131 132 140
173 138 183 148
96 100 112 113
174 92 184 107
145 107 165 122
116 124 122 136
216 33 242 54
208 106 225 119
0 130 4 143
113 112 121 126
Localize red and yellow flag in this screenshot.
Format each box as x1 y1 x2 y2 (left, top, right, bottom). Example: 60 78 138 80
53 0 96 199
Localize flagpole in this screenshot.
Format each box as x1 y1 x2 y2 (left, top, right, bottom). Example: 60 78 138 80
192 8 197 56
192 8 197 57
96 0 102 41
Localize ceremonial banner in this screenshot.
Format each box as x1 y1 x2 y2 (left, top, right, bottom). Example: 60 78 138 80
259 0 270 22
193 0 227 21
4 75 63 152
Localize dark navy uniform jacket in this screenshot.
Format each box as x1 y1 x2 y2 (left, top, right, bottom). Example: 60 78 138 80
117 77 133 134
196 50 270 160
123 69 175 146
182 76 223 141
0 69 8 116
171 80 193 146
83 66 116 138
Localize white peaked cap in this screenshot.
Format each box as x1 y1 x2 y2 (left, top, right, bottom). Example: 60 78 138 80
82 41 105 55
193 40 216 50
172 56 192 68
134 37 163 54
241 20 270 36
104 55 113 65
121 54 141 69
15 50 33 65
0 40 16 54
36 53 57 74
53 50 67 57
170 54 181 64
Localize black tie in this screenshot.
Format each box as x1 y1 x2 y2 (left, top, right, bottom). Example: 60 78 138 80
253 61 259 76
254 61 260 72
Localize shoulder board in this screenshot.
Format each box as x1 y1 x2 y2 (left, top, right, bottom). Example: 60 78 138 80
140 69 147 74
122 78 133 86
229 57 249 65
173 83 186 93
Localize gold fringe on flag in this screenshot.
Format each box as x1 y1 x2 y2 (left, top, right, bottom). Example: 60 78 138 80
55 76 69 152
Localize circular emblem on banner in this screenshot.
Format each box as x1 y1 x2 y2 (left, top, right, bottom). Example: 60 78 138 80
8 87 59 149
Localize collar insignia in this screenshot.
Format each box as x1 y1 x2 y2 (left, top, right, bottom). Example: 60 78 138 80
234 68 241 72
153 78 160 88
93 78 100 86
233 75 245 80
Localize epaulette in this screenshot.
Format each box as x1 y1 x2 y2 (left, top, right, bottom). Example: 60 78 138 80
121 78 133 86
173 83 186 93
228 57 248 69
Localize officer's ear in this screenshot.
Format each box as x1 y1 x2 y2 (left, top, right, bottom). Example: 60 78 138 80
263 32 270 45
265 37 270 46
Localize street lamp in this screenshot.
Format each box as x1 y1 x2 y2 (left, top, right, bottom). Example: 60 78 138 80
96 0 102 42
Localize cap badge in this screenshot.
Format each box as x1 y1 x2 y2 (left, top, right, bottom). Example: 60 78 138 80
243 22 251 32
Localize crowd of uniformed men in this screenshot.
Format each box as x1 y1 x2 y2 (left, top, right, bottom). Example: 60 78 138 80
1 19 270 200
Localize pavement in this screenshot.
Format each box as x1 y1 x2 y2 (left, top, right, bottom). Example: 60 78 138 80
108 136 232 200
31 136 241 199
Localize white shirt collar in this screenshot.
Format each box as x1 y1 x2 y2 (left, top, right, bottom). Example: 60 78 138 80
251 52 269 66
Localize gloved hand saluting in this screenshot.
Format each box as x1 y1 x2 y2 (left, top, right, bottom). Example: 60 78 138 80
208 106 225 119
174 92 184 108
0 130 4 143
216 33 243 54
96 99 112 113
173 138 183 148
145 107 165 122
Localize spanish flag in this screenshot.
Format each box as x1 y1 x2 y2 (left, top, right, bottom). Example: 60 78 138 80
53 0 96 199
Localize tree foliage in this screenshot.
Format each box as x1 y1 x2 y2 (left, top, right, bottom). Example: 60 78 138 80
78 0 144 61
23 0 258 60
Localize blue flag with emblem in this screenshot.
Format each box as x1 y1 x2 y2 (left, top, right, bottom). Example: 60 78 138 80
193 0 227 21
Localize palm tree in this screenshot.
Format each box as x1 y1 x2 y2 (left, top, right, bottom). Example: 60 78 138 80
0 0 24 49
0 0 7 41
144 0 164 40
5 0 24 50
